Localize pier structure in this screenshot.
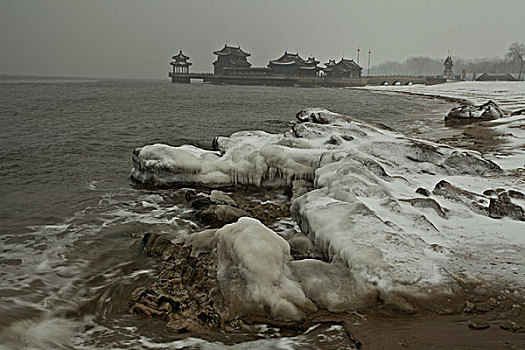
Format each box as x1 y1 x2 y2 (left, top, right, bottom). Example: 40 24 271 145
169 45 445 87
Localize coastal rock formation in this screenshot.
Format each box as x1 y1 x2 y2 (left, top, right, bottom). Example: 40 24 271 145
510 108 525 116
445 100 507 123
131 108 525 330
130 220 377 331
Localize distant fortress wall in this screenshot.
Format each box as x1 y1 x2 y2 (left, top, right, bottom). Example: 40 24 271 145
172 72 438 87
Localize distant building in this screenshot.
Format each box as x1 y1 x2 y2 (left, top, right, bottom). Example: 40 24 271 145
475 73 517 82
323 58 362 78
268 52 321 77
170 50 192 75
213 45 252 75
167 44 437 87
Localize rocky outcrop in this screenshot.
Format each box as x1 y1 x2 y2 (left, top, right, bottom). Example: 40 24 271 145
445 100 507 123
196 205 250 228
510 108 525 116
129 233 225 332
129 221 375 333
130 108 525 337
488 193 525 221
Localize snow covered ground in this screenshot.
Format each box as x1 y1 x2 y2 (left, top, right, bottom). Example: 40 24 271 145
362 81 525 111
364 81 525 170
132 93 525 319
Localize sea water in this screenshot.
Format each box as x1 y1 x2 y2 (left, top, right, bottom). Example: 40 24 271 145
0 77 454 349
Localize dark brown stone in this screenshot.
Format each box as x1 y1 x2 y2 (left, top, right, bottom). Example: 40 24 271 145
467 319 490 330
416 187 431 197
488 194 525 221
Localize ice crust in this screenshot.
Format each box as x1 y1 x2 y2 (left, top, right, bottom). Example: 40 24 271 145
133 105 525 319
214 217 316 321
363 81 525 170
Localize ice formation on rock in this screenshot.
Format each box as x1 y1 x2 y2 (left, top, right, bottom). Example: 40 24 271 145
445 100 506 122
132 108 525 319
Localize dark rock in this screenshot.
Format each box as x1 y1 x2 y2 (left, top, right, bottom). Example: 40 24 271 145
288 234 323 260
432 180 491 216
129 234 225 333
464 301 476 313
296 110 329 124
210 190 237 207
499 321 524 332
433 180 480 202
0 258 22 265
400 198 447 218
510 108 525 116
238 198 290 226
443 151 502 175
467 319 490 330
185 189 197 202
196 205 250 227
363 160 389 179
488 194 525 221
406 141 443 164
474 301 493 312
211 137 220 151
143 233 173 257
325 135 342 146
479 100 506 118
190 196 213 210
445 100 506 123
416 187 431 197
508 190 525 199
483 189 498 197
215 205 249 223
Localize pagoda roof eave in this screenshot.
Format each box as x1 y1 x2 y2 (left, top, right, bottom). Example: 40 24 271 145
214 45 251 57
171 62 192 66
269 60 298 66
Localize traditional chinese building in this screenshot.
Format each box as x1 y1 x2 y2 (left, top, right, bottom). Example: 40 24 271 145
213 45 252 75
323 58 362 78
301 57 322 77
170 50 192 75
167 44 435 87
268 52 321 77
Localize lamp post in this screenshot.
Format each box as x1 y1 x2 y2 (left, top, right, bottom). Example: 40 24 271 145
367 49 371 76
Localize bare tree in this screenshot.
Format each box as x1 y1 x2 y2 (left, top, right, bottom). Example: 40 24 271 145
506 42 525 81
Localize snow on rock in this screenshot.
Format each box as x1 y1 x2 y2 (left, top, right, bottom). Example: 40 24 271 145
445 100 506 122
133 107 525 317
212 217 317 321
189 217 379 320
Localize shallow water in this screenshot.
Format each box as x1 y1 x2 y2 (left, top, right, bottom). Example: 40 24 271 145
0 77 454 348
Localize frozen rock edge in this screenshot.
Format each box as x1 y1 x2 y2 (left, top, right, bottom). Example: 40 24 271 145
131 109 525 326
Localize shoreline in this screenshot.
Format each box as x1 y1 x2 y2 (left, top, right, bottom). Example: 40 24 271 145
358 87 474 105
130 97 525 348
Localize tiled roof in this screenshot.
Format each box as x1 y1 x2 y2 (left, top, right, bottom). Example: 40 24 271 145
214 45 251 57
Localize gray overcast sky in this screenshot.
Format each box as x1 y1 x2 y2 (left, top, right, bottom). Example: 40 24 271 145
1 0 524 79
